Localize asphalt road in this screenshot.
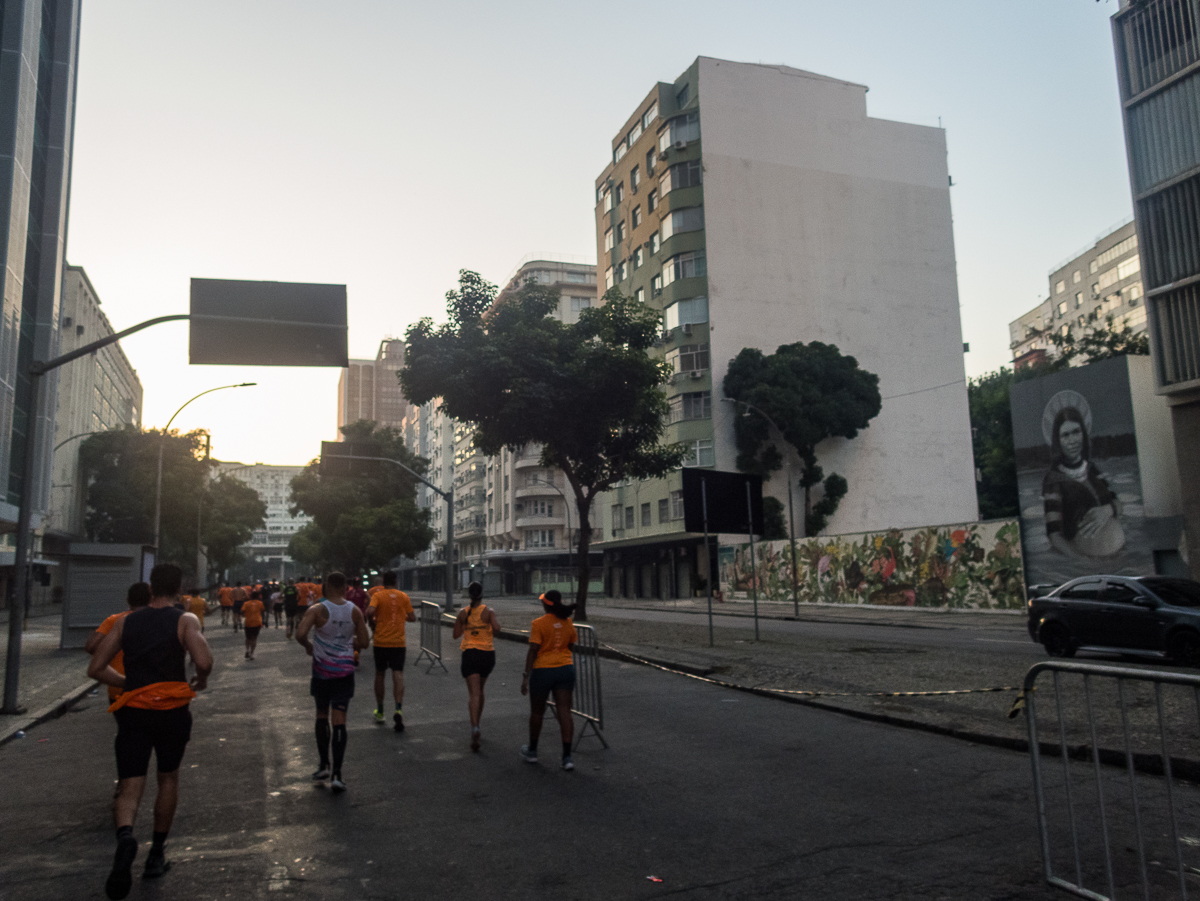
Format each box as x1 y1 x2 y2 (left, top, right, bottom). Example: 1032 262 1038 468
0 618 1080 901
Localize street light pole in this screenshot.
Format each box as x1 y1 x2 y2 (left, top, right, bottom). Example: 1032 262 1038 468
153 383 255 553
723 398 801 618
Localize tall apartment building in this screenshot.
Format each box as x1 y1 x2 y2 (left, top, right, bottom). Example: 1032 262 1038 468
46 266 144 540
214 462 311 582
0 1 82 536
593 57 977 599
336 338 407 434
1112 0 1200 576
1009 220 1145 367
396 398 454 591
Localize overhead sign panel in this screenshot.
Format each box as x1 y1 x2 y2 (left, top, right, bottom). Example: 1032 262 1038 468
681 468 764 535
319 440 382 478
189 278 348 367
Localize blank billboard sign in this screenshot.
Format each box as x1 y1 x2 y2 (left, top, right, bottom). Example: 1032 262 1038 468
319 440 382 478
682 468 764 535
190 278 348 367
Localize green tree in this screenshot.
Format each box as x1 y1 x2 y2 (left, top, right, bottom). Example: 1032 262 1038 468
967 368 1020 520
1049 314 1150 366
202 474 267 580
723 342 882 536
401 272 686 620
287 420 435 575
762 496 788 541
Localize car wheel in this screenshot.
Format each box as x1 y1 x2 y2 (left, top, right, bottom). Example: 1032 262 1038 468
1167 630 1200 668
1041 623 1076 658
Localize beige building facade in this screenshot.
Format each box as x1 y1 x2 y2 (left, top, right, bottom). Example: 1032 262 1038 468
336 338 407 434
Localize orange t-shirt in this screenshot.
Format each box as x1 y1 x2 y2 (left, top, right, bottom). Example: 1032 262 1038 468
242 599 264 629
459 604 494 652
96 611 131 702
189 596 206 619
218 587 233 607
369 589 413 648
296 583 316 607
529 614 576 669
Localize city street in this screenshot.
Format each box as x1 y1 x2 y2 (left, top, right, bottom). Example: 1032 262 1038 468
0 618 1067 900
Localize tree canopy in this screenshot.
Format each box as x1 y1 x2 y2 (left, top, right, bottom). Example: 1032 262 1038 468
401 272 686 619
1048 315 1150 366
723 341 881 536
203 474 268 578
287 420 435 575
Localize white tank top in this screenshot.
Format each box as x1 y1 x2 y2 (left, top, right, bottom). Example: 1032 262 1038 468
312 599 356 679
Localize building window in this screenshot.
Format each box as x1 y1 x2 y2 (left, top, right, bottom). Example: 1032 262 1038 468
635 247 644 269
657 498 669 523
665 296 708 329
641 503 651 527
1090 259 1099 274
666 343 710 372
604 228 614 252
1055 280 1066 294
1073 270 1082 284
660 206 704 241
612 504 622 533
660 160 702 196
1096 234 1137 269
635 286 645 304
1075 292 1083 308
630 165 640 190
632 205 642 228
618 260 629 282
624 506 635 530
614 141 627 163
603 188 612 213
1056 300 1067 316
1117 255 1141 280
616 182 625 204
661 111 700 148
525 529 555 549
661 250 707 287
651 231 661 254
681 439 714 467
643 101 658 128
648 189 658 212
670 489 685 519
676 84 690 107
605 267 614 289
668 391 711 423
651 274 663 296
646 149 656 175
630 121 643 145
1129 283 1143 302
616 220 626 243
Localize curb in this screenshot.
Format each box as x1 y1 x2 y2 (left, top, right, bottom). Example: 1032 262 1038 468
0 680 98 748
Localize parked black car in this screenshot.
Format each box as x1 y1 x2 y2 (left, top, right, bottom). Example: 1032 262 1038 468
1027 575 1200 667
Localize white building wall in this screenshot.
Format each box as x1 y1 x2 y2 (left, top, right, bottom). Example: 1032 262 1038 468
1128 356 1182 519
697 58 978 532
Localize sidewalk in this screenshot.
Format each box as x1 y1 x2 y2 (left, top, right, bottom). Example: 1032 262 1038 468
0 614 96 744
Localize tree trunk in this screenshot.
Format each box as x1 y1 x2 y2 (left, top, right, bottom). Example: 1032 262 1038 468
573 492 593 622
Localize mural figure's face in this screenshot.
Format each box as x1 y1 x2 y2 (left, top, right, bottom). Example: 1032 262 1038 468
1058 420 1084 465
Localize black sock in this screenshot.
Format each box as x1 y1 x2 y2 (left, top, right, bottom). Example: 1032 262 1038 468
116 825 133 842
528 740 538 754
331 724 347 774
563 742 572 759
151 831 168 853
316 719 330 766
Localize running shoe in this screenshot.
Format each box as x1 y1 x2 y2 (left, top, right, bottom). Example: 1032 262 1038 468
104 833 138 899
561 755 575 772
311 765 331 781
142 849 170 879
330 775 346 793
520 745 538 764
393 712 404 733
372 708 385 724
470 728 481 752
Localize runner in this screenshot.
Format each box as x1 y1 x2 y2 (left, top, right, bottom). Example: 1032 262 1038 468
231 584 248 632
270 584 283 628
85 582 152 707
241 592 264 660
452 581 501 751
365 571 415 732
217 584 233 626
282 579 300 638
87 563 213 899
519 590 578 771
187 591 208 633
295 573 369 792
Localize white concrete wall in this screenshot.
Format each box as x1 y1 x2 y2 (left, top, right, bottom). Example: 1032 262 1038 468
1128 355 1182 518
698 58 978 533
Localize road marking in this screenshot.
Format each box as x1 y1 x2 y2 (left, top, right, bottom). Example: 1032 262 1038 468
975 639 1032 645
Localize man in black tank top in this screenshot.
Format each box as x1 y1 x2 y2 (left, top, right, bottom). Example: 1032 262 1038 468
88 564 213 900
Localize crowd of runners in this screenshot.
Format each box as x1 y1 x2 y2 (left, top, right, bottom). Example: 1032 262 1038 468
84 564 580 900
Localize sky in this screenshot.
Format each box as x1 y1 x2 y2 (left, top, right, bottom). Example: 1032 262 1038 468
67 0 1134 467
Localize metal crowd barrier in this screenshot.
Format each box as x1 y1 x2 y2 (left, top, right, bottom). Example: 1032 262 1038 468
413 601 448 674
547 623 607 750
1022 660 1200 900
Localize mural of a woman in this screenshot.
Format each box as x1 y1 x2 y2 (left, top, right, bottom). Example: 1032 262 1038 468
1041 390 1125 558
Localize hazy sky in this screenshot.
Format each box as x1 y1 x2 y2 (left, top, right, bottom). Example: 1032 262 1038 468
67 0 1132 466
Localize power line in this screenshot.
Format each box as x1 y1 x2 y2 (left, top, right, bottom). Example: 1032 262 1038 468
881 378 966 401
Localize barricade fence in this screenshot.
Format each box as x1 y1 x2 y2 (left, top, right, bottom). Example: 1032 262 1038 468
414 601 448 674
1022 661 1200 901
550 624 606 750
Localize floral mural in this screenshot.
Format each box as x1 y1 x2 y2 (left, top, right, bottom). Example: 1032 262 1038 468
718 520 1025 610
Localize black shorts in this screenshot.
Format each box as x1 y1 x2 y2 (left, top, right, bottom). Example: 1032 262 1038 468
373 646 406 672
284 601 298 617
311 674 354 711
460 649 496 679
244 626 261 641
233 600 245 614
529 665 575 695
114 705 193 779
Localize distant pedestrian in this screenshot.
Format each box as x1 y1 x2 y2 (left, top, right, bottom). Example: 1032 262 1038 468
87 563 212 899
366 571 415 731
187 590 208 632
453 581 500 751
271 585 283 628
84 582 152 708
231 585 248 631
345 578 368 614
296 572 369 792
242 593 264 659
217 584 233 626
520 590 577 771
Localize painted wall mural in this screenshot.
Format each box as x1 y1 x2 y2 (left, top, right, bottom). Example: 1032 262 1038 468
718 520 1025 609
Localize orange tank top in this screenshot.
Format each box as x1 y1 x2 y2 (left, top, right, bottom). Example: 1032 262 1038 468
459 604 494 652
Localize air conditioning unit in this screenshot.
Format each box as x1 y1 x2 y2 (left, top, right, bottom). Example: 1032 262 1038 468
661 329 672 342
689 370 703 380
682 323 693 335
673 139 687 150
643 240 653 249
658 150 669 161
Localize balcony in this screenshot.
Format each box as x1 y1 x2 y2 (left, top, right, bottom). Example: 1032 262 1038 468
514 512 566 529
514 484 562 499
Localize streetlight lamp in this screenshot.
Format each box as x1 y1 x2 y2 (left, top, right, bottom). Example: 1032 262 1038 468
153 384 255 553
722 397 801 618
